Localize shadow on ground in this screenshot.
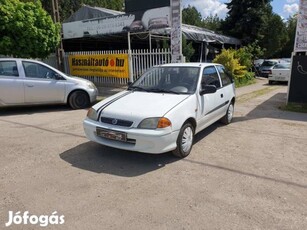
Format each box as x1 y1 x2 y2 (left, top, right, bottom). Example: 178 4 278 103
0 104 72 116
234 93 307 123
60 141 179 177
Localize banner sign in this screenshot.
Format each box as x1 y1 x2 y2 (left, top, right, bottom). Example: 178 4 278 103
63 14 135 39
294 0 307 51
68 54 129 78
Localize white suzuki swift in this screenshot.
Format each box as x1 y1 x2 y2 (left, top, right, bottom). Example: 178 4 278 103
83 63 235 158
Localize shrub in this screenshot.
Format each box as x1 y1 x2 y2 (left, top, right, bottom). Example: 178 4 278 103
213 48 255 87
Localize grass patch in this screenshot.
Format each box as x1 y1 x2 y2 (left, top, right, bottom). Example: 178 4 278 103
237 86 278 103
279 103 307 113
235 78 256 88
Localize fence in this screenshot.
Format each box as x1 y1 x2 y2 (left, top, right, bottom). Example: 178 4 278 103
62 48 171 86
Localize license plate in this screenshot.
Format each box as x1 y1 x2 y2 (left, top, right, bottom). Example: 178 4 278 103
276 77 285 80
96 128 127 142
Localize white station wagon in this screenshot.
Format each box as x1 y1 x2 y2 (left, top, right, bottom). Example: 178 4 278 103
0 58 98 109
83 63 236 158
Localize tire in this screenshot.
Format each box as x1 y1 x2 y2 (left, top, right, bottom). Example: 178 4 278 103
172 123 194 158
68 91 90 109
268 80 273 85
221 102 234 125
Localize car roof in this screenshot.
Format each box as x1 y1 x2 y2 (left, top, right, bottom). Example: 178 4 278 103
159 62 221 68
0 58 42 63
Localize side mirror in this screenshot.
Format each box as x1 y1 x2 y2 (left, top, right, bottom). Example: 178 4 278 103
200 85 217 95
54 73 64 80
127 81 133 86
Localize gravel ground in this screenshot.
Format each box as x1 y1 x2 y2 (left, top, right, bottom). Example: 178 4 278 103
0 78 306 230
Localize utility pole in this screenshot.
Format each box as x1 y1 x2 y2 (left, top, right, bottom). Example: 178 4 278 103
51 0 64 72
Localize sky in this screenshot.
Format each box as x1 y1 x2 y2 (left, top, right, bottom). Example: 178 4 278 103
182 0 300 20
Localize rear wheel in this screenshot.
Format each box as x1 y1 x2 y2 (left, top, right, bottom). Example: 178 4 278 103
221 102 234 125
172 123 194 158
68 91 90 109
268 80 273 85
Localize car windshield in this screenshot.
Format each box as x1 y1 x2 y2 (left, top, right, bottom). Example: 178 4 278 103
129 66 200 94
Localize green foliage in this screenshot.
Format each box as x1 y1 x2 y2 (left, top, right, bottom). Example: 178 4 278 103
261 13 288 58
213 49 246 77
0 0 60 58
182 36 194 62
202 14 223 33
234 47 253 70
213 48 256 87
222 0 273 44
245 40 265 60
280 15 297 58
182 5 203 27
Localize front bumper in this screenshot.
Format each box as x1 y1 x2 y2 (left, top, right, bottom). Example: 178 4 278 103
83 118 179 154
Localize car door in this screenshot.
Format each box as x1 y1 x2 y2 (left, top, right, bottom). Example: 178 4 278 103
0 60 24 105
196 66 224 131
216 65 234 113
22 61 66 104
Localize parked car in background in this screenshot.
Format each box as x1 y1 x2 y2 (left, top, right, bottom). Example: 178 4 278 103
0 58 98 109
258 59 279 77
84 63 236 158
268 63 291 84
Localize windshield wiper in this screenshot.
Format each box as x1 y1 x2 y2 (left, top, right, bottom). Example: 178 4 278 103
128 86 148 92
148 88 180 94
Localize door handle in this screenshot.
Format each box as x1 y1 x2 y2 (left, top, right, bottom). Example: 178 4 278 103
26 84 34 87
221 94 223 98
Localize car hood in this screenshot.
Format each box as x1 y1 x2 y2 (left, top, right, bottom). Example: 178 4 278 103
97 91 190 123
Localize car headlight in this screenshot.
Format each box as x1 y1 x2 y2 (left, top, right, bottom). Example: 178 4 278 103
87 108 98 120
138 117 171 129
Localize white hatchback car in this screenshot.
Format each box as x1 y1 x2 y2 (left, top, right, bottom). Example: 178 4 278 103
84 63 236 158
0 58 98 109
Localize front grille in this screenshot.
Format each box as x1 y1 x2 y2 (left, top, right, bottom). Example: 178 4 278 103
101 117 133 127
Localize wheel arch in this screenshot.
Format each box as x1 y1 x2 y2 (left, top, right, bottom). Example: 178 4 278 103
183 117 197 132
66 89 90 104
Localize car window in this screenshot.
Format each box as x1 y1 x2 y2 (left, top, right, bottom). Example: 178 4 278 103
0 61 19 77
273 64 290 69
202 66 221 88
22 61 58 79
216 65 232 86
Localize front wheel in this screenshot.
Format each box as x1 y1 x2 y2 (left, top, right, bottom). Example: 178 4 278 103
68 91 90 109
221 102 234 125
172 123 194 158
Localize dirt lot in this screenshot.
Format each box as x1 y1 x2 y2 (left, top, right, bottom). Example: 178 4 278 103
0 79 306 230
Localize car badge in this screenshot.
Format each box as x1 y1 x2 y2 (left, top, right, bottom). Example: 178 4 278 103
112 119 118 125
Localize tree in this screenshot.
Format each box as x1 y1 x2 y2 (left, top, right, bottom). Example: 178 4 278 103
280 15 297 57
222 0 273 45
182 5 203 27
202 14 223 33
0 0 60 58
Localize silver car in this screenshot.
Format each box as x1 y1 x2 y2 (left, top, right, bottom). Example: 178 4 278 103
0 58 98 109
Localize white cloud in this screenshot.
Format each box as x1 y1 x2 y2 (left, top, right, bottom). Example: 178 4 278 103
283 3 299 15
182 0 229 19
286 0 298 3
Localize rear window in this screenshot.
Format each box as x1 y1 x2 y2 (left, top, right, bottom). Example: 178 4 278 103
261 61 278 66
0 61 19 77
